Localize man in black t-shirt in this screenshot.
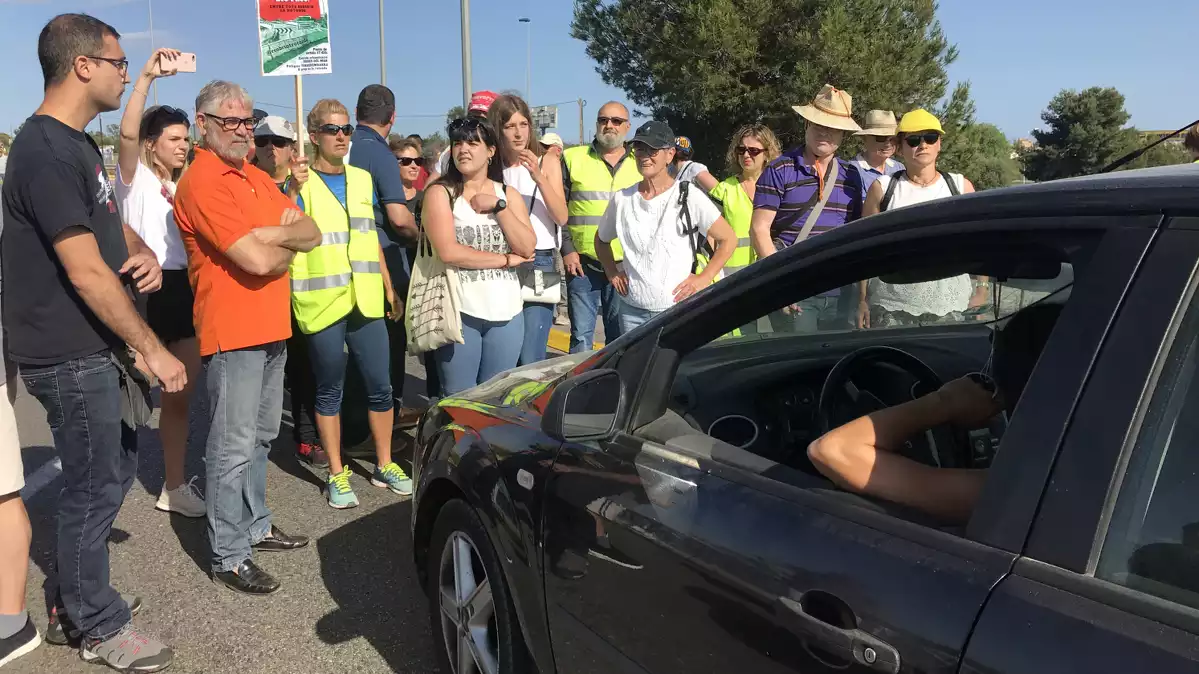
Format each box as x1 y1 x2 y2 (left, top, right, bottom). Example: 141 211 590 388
0 14 183 672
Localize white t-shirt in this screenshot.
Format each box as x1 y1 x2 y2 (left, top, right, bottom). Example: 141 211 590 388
868 172 971 317
115 162 187 270
673 161 709 186
598 180 721 312
503 164 558 250
436 148 451 175
448 181 523 322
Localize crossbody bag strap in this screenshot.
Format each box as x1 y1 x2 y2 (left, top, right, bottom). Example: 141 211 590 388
880 169 905 212
940 170 961 196
791 157 839 245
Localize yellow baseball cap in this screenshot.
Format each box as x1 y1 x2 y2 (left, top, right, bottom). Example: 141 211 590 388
896 109 944 135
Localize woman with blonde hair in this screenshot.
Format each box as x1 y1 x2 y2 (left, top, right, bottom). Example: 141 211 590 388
115 47 205 517
703 124 781 278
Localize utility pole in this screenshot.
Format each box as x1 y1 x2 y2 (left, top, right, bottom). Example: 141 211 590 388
460 0 472 110
578 98 586 145
518 17 531 101
379 0 386 86
148 0 158 105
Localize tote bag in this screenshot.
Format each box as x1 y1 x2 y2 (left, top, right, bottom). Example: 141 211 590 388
405 227 464 353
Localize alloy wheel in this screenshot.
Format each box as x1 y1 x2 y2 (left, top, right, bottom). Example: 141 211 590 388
438 531 498 674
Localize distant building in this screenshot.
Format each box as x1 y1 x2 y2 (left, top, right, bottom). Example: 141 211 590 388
1139 130 1186 146
1011 137 1035 160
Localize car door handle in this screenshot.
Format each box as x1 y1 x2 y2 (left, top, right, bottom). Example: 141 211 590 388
778 594 900 674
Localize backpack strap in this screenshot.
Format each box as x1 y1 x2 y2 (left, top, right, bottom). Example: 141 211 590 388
940 171 961 196
880 170 904 212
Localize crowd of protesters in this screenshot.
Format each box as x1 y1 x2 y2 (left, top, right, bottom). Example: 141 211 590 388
0 8 1079 672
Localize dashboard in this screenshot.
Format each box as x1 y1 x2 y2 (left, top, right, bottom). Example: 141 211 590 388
667 327 995 471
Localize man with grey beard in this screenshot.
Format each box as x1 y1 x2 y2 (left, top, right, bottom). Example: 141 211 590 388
560 101 641 351
174 80 320 596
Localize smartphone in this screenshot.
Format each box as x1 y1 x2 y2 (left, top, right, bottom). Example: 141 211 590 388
164 52 196 73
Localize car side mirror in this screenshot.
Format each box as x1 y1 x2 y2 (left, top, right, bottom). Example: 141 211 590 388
542 369 626 442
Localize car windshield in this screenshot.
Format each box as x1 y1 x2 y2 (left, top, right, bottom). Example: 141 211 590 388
715 263 1075 342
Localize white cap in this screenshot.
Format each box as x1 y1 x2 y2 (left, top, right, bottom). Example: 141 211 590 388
539 132 564 149
254 115 297 141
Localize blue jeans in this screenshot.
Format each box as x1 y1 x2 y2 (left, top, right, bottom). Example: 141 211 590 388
519 249 558 365
567 255 622 352
20 352 135 641
616 297 661 334
435 312 525 396
203 342 286 573
306 310 393 416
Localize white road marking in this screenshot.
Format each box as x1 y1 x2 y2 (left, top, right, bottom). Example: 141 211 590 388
20 456 62 499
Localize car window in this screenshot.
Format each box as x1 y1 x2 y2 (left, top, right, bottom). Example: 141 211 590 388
706 263 1074 347
1096 291 1199 610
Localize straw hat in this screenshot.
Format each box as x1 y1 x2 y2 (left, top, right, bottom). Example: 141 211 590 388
792 84 862 133
854 110 898 136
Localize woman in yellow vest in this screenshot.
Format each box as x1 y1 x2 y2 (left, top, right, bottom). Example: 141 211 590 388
706 124 782 278
291 99 404 509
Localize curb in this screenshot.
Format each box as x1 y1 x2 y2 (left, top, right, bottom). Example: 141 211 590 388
548 326 603 354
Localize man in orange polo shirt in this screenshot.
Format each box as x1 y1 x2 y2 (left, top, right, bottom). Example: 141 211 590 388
175 80 320 596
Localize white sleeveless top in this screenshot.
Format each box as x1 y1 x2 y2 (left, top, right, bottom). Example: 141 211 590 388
869 172 972 317
450 181 523 322
503 164 558 250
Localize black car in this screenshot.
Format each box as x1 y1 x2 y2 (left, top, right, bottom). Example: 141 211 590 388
411 165 1199 674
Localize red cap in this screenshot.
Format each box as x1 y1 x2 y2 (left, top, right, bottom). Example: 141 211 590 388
468 90 499 114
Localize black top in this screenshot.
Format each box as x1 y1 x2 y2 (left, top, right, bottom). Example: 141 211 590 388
405 188 423 229
1 115 130 365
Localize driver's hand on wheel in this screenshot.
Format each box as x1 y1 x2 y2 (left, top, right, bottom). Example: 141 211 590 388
935 377 1002 429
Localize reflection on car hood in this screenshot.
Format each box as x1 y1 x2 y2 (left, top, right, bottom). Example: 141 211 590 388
439 351 595 413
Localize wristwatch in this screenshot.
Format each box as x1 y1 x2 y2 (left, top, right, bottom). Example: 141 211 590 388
487 199 507 215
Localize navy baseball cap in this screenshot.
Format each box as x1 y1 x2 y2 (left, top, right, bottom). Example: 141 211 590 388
630 120 676 149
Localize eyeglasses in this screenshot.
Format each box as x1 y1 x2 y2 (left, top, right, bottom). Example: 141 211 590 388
318 124 355 136
255 136 292 149
597 116 628 127
631 143 664 157
85 55 129 75
903 132 941 148
201 114 256 132
397 156 425 167
735 146 766 157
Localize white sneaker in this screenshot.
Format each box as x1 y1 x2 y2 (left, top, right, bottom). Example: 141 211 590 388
155 477 206 518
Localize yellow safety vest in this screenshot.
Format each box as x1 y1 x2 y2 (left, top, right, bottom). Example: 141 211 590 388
563 144 641 261
290 166 384 334
703 176 757 277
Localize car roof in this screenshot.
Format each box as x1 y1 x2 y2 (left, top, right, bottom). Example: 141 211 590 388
860 164 1199 234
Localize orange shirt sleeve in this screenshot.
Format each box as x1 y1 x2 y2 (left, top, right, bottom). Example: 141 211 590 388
177 176 256 254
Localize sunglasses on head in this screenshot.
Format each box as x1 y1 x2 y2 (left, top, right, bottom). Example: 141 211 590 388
202 114 256 132
903 132 941 148
255 136 292 149
448 117 485 134
151 105 190 124
318 124 355 136
397 156 425 167
735 146 765 157
597 116 628 127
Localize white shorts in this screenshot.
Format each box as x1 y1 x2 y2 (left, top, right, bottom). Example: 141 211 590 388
0 384 22 495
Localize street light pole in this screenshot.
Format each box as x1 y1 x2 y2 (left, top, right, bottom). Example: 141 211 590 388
378 0 386 86
518 17 531 102
461 0 472 110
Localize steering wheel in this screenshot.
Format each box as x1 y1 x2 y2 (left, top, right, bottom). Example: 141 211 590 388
817 346 964 469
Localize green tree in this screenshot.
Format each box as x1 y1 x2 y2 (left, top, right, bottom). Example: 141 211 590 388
423 131 448 160
1021 87 1139 181
1123 136 1191 171
572 0 958 166
0 132 11 149
930 84 1023 189
445 105 465 128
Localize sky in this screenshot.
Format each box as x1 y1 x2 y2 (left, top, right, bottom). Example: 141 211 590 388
0 0 1196 144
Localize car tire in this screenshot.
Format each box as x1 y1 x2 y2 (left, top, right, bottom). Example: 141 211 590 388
427 498 533 674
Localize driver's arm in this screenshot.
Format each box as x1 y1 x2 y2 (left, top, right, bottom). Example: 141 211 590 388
807 377 1000 524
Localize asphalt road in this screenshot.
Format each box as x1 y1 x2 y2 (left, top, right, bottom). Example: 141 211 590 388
9 355 442 674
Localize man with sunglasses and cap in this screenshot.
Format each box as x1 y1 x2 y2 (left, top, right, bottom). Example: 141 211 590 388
751 84 865 332
850 109 904 200
253 115 307 197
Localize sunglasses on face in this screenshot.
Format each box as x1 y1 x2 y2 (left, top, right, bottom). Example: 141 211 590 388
318 124 355 136
397 156 425 167
255 136 292 149
86 55 130 76
904 132 941 148
735 146 766 157
869 135 895 144
597 116 628 127
202 114 256 132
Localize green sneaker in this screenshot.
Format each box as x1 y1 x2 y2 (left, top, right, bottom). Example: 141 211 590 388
371 462 413 496
326 467 359 509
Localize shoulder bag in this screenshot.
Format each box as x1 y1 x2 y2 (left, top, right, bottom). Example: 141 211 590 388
517 166 564 304
405 186 465 354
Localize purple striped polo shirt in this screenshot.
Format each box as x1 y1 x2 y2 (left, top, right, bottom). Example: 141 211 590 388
753 146 864 248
